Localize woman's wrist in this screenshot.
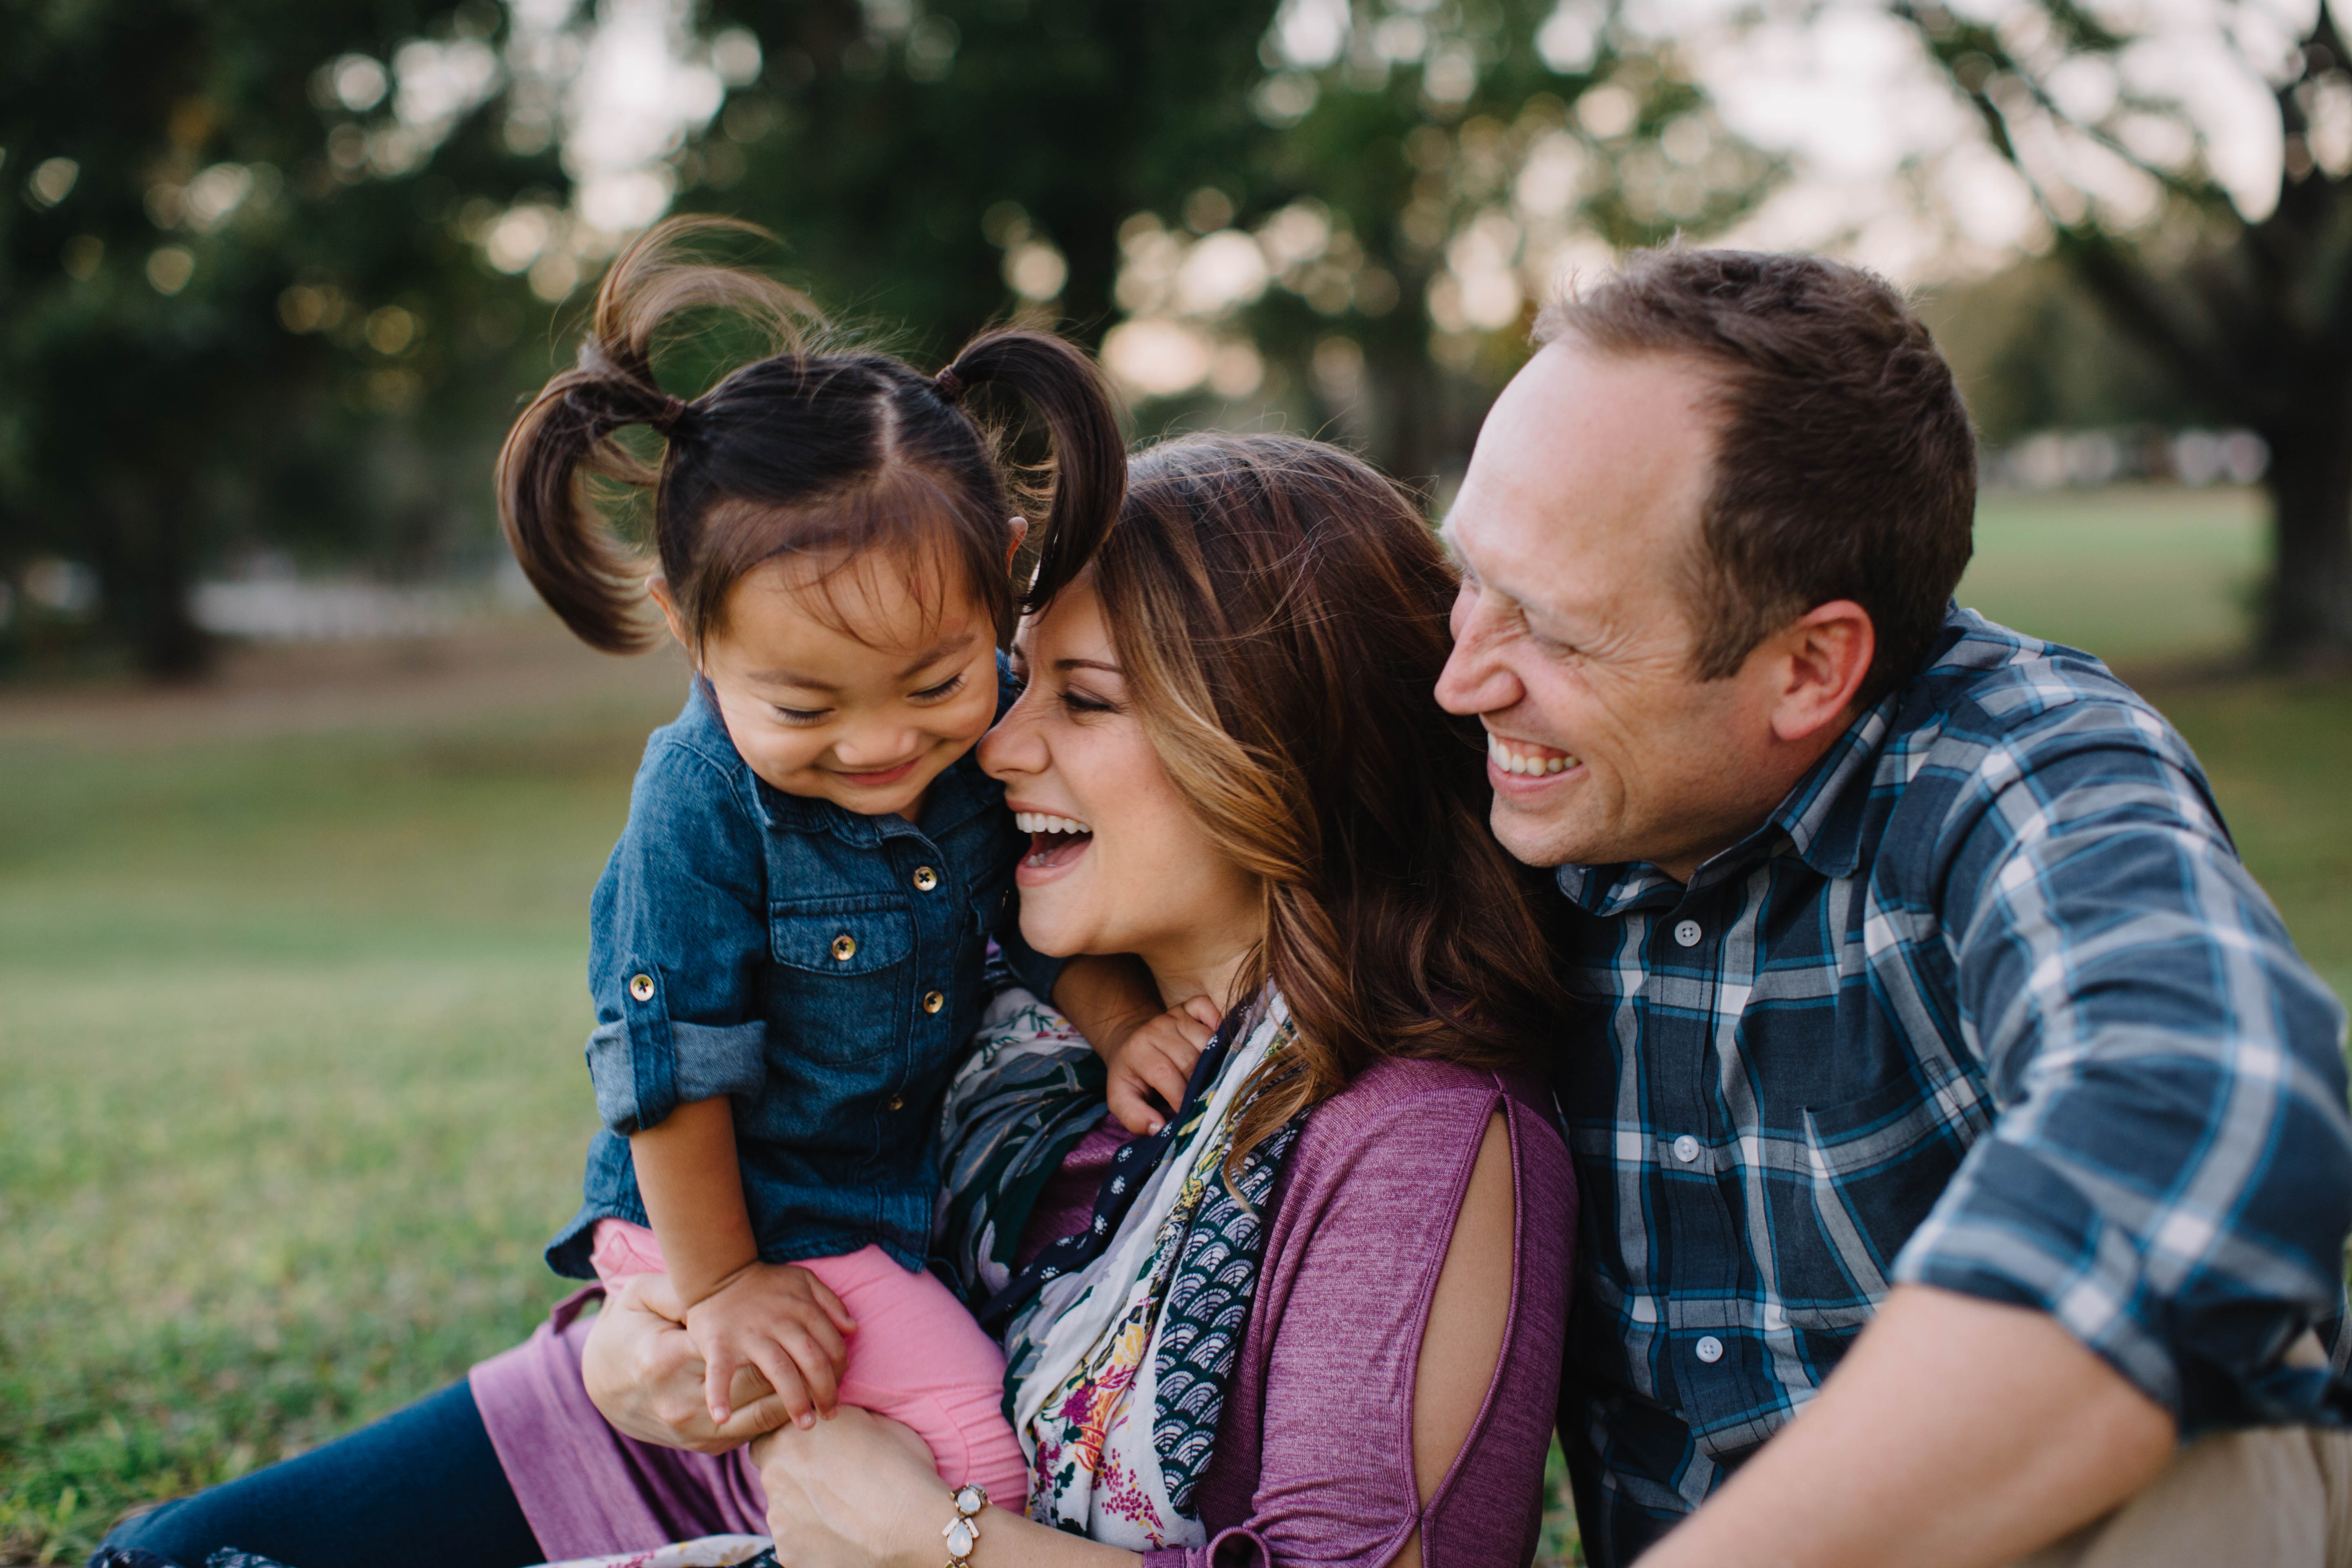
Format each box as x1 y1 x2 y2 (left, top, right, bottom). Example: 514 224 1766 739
939 1483 990 1568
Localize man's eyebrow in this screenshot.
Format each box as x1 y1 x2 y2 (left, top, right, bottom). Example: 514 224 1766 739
1435 515 1478 577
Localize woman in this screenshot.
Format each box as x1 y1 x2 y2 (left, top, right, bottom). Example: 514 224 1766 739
581 433 1576 1568
95 434 1574 1568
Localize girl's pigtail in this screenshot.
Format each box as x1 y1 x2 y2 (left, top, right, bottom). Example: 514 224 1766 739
495 217 817 653
938 328 1126 610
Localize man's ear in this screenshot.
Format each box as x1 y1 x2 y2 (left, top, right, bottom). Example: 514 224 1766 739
645 575 697 664
1768 599 1874 744
1004 515 1030 572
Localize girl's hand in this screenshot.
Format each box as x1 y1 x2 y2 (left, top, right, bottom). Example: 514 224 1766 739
751 1406 950 1568
1103 995 1219 1135
580 1273 795 1454
685 1261 858 1427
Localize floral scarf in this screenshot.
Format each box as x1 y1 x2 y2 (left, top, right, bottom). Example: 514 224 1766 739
934 986 1303 1549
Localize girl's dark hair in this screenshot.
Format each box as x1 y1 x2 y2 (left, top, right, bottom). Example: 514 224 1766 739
1089 434 1568 1171
497 217 1124 653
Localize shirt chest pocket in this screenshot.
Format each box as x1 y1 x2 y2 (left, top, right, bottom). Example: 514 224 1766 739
768 893 916 1065
1777 1070 1970 1331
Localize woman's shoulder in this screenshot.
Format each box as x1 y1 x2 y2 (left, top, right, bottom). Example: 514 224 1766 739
1286 1057 1568 1194
1303 1055 1556 1131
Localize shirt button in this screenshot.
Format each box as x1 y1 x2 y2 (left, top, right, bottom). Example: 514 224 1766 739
922 989 945 1014
831 934 857 962
1673 918 1703 947
913 865 939 892
628 973 655 1002
886 1094 904 1110
1695 1335 1724 1364
1673 1134 1700 1163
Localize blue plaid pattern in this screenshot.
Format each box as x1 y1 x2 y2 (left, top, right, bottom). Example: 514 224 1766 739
1552 609 2352 1567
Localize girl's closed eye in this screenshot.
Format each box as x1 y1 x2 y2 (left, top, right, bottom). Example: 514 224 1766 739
909 672 967 703
772 703 832 725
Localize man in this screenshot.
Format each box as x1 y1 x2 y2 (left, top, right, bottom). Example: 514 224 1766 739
1435 248 2352 1567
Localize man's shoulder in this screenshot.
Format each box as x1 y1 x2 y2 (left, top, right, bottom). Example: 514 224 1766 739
1886 610 2201 791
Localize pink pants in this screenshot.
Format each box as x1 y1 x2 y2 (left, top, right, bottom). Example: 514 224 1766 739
590 1220 1027 1499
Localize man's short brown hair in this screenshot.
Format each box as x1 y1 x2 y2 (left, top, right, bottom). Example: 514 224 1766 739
1533 247 1976 708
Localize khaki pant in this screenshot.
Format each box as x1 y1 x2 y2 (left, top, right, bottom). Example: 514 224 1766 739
2013 1428 2352 1567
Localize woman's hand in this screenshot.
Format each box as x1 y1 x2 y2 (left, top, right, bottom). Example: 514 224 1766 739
1103 995 1219 1135
580 1273 795 1454
751 1406 949 1568
752 1399 1139 1568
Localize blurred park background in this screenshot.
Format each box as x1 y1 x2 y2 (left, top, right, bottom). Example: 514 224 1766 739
2 0 2348 1562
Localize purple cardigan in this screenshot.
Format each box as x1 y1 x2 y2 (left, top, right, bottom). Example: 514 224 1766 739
471 1058 1576 1567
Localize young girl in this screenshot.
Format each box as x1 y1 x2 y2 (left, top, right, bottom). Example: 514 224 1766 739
493 218 1154 1502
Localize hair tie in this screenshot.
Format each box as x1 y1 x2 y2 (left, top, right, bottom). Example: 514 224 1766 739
650 394 691 436
935 366 966 404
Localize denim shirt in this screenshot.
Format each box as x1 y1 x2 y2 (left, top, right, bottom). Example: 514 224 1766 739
546 659 1065 1278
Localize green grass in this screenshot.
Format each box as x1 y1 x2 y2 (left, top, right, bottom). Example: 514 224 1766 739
2 486 2345 1566
0 694 673 1564
1959 484 2267 665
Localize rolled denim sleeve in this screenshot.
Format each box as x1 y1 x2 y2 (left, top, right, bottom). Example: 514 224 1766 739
584 738 773 1136
1894 715 2352 1431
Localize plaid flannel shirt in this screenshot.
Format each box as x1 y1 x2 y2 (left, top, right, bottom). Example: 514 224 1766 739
1552 608 2352 1568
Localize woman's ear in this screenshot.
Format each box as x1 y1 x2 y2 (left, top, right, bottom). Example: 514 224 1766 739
645 575 697 664
1004 515 1030 572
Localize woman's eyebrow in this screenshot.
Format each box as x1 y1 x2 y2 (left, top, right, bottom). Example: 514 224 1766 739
1054 658 1122 675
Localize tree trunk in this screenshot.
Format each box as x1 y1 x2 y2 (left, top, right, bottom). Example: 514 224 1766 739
94 474 211 679
2258 408 2352 670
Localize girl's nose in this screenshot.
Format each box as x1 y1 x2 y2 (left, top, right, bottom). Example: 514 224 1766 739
834 722 924 768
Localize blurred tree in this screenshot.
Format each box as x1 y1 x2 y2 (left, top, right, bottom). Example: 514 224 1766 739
1 0 1773 674
667 0 1776 493
1916 256 2199 442
1896 0 2352 667
0 0 555 675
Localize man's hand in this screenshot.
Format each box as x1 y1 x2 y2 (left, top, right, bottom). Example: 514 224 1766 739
1103 996 1220 1135
683 1261 858 1428
1635 1285 2176 1568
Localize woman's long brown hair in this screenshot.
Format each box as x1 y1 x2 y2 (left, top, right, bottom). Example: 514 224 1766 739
1090 434 1566 1170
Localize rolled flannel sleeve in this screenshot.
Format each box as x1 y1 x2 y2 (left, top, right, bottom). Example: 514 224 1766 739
583 741 773 1136
1894 721 2352 1431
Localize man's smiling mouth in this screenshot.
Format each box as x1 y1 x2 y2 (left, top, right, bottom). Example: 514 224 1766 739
1487 733 1579 777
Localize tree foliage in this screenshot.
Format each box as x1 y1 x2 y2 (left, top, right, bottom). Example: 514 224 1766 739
0 0 1775 675
0 0 569 673
1895 0 2352 665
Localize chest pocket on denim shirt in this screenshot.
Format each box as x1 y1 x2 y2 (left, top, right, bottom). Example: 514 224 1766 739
769 893 914 1065
1777 1069 1969 1332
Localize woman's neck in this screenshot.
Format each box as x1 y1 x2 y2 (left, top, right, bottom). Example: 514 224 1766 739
1141 934 1259 1020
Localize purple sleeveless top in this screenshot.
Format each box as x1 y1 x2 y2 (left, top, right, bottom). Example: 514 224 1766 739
471 1058 1576 1567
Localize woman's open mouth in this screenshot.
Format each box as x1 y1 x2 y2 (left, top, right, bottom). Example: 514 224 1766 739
1014 810 1095 879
